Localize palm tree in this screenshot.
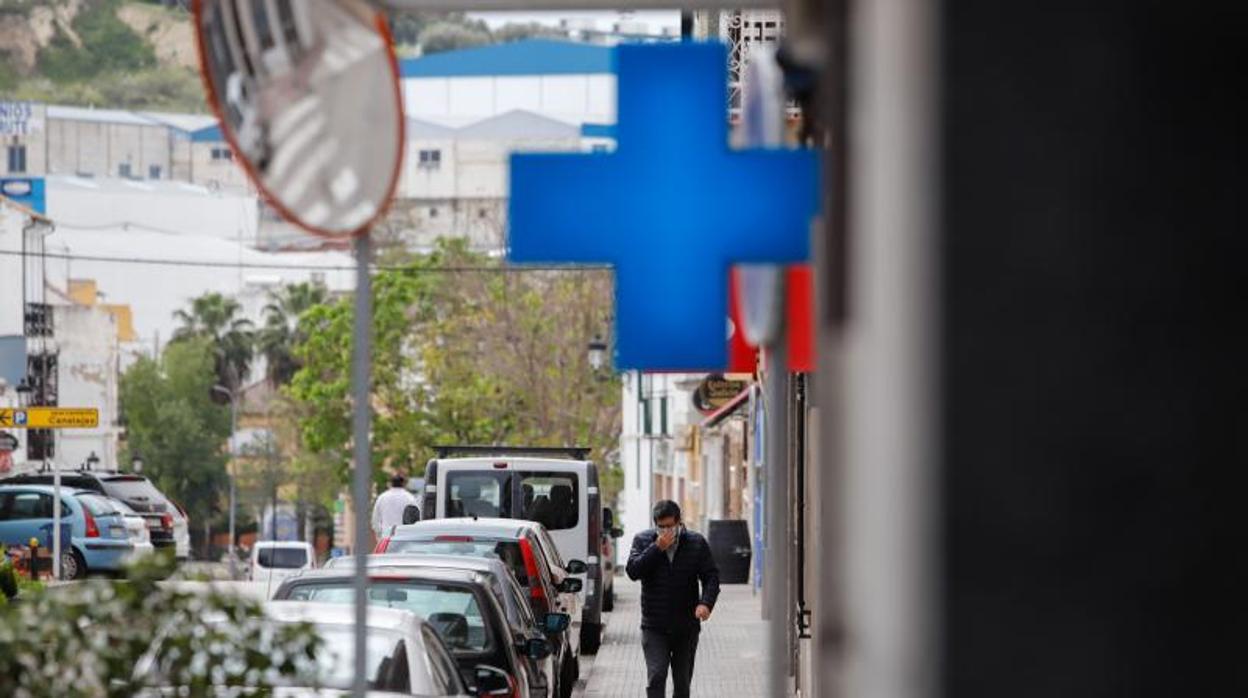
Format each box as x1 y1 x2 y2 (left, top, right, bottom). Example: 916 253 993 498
257 282 328 386
172 293 255 393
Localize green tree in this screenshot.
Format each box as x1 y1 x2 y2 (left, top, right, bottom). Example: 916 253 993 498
418 20 493 55
257 282 329 387
172 292 255 393
38 0 157 83
286 239 621 497
120 338 231 546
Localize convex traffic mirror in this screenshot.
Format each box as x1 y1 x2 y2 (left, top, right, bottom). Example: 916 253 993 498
194 0 405 237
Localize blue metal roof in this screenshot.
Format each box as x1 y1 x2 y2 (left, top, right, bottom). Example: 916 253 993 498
190 124 224 143
581 123 616 138
401 40 614 78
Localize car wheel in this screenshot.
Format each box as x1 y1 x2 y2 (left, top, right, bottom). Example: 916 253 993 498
579 622 602 655
62 549 87 580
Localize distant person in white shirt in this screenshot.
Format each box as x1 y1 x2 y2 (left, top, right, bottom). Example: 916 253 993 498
371 473 420 538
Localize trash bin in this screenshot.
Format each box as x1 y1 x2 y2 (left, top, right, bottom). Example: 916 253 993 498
707 519 752 584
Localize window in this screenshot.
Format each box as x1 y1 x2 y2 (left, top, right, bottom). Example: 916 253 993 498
0 492 52 520
285 581 492 652
417 149 441 170
6 144 26 173
390 538 530 587
660 396 668 435
422 625 465 694
148 165 162 180
256 546 308 569
118 162 132 178
75 493 120 517
643 398 652 435
100 476 168 505
519 472 579 530
445 472 510 519
478 208 488 218
428 206 439 218
211 147 233 161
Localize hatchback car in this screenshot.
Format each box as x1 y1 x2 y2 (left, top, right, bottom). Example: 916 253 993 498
272 565 546 697
1 470 184 559
0 484 133 578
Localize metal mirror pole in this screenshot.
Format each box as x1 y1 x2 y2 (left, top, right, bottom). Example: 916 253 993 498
351 233 373 698
766 329 790 698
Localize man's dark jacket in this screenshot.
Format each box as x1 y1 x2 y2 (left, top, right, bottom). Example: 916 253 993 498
626 528 721 632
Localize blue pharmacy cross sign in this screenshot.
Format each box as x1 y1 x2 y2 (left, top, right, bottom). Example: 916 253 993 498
508 42 820 370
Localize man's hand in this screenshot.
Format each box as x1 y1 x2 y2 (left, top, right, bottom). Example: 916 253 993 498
695 604 712 622
656 528 677 551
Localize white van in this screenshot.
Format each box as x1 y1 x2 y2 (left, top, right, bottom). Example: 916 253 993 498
421 446 609 654
249 540 315 596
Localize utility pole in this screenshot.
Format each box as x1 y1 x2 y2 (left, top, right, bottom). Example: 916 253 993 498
350 233 373 698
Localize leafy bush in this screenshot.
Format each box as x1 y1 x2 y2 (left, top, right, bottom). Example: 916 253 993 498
0 559 17 601
0 557 321 697
38 0 156 83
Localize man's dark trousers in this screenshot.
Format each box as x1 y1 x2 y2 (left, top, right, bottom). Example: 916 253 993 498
626 527 721 698
642 625 700 698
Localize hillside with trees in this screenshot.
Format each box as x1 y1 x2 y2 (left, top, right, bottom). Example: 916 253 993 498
0 1 570 110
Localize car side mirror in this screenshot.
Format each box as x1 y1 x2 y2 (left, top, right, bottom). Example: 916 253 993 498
402 504 421 524
542 612 571 634
558 577 584 594
610 527 624 539
522 636 553 660
566 559 588 574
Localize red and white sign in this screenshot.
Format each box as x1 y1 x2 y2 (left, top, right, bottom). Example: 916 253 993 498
728 264 816 373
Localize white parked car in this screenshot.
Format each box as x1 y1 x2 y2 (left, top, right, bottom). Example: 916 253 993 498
111 499 156 562
249 541 316 596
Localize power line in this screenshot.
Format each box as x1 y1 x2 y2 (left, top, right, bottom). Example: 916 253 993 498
0 248 611 274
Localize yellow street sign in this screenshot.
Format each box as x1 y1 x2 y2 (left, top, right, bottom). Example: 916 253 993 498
0 408 99 429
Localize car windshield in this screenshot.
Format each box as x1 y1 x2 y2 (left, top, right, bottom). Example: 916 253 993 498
75 493 122 517
387 538 530 586
99 477 166 503
283 581 492 653
257 547 308 569
296 624 419 693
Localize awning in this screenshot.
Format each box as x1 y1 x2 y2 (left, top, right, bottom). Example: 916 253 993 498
699 385 752 429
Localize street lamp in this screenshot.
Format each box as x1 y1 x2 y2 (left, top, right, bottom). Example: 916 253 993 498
212 384 239 578
587 336 608 373
15 378 31 408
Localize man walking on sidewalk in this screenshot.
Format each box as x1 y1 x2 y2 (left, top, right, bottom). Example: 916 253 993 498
626 500 721 698
371 473 419 538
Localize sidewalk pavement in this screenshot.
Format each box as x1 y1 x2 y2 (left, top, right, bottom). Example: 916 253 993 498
578 576 767 697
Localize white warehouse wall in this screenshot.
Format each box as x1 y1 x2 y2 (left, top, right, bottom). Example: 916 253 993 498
404 75 616 126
